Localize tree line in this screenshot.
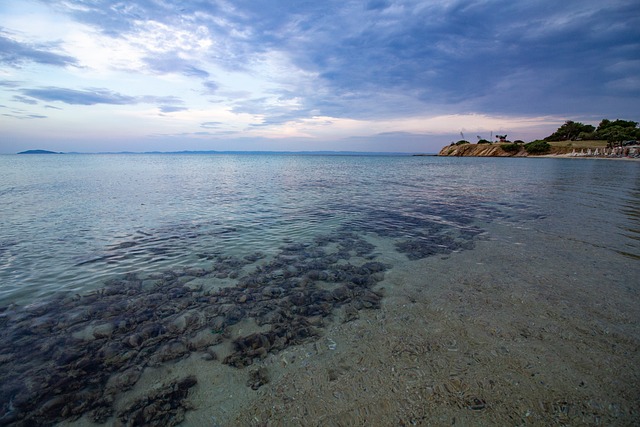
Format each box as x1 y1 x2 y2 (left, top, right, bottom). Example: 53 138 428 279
544 119 639 143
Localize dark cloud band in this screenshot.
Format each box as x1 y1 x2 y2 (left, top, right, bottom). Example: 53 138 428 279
20 87 186 112
0 32 78 67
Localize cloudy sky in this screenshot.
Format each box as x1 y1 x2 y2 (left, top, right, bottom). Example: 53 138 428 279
1 0 638 153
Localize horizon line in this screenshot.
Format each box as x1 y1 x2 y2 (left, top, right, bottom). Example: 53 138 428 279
14 149 437 156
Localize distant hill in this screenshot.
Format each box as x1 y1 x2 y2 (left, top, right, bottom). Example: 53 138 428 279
17 149 62 154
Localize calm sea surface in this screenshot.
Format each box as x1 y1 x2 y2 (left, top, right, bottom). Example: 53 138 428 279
1 154 638 304
0 153 638 425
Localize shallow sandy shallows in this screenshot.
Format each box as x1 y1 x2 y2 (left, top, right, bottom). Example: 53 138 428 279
61 220 638 427
214 223 640 426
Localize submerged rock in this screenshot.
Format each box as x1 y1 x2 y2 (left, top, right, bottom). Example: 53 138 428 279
0 187 502 425
0 231 400 424
247 367 270 390
115 375 197 427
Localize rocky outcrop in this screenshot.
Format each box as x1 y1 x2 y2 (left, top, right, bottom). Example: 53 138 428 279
438 144 524 157
438 144 579 157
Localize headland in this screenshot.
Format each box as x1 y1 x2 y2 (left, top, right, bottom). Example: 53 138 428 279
438 118 639 159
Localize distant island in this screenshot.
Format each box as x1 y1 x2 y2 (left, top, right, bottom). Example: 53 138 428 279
17 149 62 154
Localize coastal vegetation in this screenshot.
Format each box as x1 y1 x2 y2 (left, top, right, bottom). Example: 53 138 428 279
523 140 551 154
500 143 519 153
498 140 549 155
544 119 639 143
440 118 638 157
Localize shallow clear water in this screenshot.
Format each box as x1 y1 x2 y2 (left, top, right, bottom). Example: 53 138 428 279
0 153 638 425
1 154 638 304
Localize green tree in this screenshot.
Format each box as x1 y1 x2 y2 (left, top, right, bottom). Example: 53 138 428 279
524 140 551 154
500 143 519 152
595 119 639 142
577 131 597 140
597 126 635 143
596 119 637 131
544 120 595 141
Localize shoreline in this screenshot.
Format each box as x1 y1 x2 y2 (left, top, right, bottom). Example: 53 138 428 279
437 139 639 159
436 153 640 161
536 154 640 161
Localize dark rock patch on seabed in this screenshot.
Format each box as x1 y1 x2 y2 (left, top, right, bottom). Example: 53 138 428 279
0 197 495 426
115 375 197 427
0 231 395 425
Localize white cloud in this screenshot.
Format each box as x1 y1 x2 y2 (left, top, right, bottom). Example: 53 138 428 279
65 26 146 73
128 20 213 54
1 0 637 153
0 1 73 43
245 113 562 141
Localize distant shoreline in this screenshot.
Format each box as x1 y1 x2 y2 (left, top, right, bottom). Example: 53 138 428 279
14 150 424 156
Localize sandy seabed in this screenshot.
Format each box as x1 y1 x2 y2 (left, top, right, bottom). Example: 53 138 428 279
61 220 639 427
200 223 637 426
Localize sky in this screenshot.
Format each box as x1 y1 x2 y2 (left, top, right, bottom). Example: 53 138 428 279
0 0 639 153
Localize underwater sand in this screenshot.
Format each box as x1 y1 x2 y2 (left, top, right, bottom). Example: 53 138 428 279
1 155 638 426
51 218 639 426
225 223 639 426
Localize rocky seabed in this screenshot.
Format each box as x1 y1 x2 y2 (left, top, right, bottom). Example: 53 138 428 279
0 202 490 426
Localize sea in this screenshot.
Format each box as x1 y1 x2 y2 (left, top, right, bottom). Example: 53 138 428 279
0 153 638 425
